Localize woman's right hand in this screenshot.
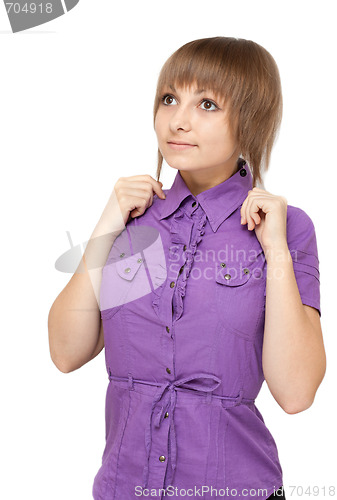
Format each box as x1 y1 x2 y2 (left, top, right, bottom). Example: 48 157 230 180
113 175 166 225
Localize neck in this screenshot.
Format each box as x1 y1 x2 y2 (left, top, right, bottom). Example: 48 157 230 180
179 159 241 196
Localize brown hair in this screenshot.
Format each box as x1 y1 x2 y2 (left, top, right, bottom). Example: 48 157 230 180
153 36 283 187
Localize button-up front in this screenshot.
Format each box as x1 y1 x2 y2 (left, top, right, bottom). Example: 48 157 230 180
92 163 321 499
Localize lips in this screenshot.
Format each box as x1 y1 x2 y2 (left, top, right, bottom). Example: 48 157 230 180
167 142 197 151
168 141 196 146
167 140 197 151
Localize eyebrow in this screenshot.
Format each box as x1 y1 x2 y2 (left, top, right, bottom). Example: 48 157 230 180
169 84 206 95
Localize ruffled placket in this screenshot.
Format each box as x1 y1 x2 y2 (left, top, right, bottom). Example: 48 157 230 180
152 207 207 325
174 211 207 321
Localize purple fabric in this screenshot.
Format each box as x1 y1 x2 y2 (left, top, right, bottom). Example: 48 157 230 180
92 163 320 499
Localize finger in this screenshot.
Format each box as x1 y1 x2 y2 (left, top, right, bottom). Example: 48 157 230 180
240 196 250 224
129 195 152 217
122 179 164 201
244 199 256 230
241 190 257 224
120 187 154 209
125 175 166 199
252 211 261 225
245 198 262 230
241 191 270 225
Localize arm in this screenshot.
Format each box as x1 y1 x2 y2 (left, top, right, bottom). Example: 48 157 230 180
48 185 127 373
48 228 121 374
48 175 165 373
262 245 326 414
240 188 326 414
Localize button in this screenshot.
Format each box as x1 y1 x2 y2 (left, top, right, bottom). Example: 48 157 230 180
244 268 249 274
159 455 166 462
166 326 170 333
240 169 247 177
192 201 197 207
224 274 231 280
137 258 142 263
183 244 187 251
164 412 169 418
200 230 205 236
170 281 175 288
119 252 125 258
220 262 226 268
179 266 184 274
166 367 171 374
124 267 131 273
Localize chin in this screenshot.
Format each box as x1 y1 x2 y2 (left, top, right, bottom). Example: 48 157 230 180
162 158 181 170
164 158 197 171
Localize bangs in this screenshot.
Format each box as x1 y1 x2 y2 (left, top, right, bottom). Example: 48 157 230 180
154 37 239 114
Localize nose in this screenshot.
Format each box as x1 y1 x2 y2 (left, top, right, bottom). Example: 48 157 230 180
169 104 192 132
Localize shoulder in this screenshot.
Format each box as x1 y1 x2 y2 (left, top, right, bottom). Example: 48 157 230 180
287 204 316 235
286 204 318 255
287 204 314 225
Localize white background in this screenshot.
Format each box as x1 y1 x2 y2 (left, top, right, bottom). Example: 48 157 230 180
0 1 335 499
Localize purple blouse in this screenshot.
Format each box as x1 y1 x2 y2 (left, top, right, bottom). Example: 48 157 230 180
92 163 320 499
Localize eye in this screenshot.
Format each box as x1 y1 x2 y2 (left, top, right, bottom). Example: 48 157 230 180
161 94 177 106
200 99 218 112
160 94 219 112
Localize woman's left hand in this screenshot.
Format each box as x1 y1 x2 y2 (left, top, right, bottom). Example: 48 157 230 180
240 187 288 253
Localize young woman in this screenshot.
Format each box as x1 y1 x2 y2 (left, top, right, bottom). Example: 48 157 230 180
48 37 326 500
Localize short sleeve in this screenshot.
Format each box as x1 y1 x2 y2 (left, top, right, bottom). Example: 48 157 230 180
286 205 321 317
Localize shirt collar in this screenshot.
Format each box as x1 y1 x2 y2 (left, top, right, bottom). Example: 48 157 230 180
158 162 253 232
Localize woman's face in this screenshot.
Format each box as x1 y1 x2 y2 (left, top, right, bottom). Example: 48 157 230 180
154 82 241 188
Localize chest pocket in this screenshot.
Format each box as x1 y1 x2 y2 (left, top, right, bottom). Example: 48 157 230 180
100 224 166 320
215 250 266 340
115 254 143 281
100 252 146 319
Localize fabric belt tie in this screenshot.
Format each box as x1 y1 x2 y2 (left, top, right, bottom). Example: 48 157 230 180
107 370 255 490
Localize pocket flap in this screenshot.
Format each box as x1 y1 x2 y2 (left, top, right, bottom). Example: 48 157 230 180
115 253 143 281
215 246 265 287
215 261 252 286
